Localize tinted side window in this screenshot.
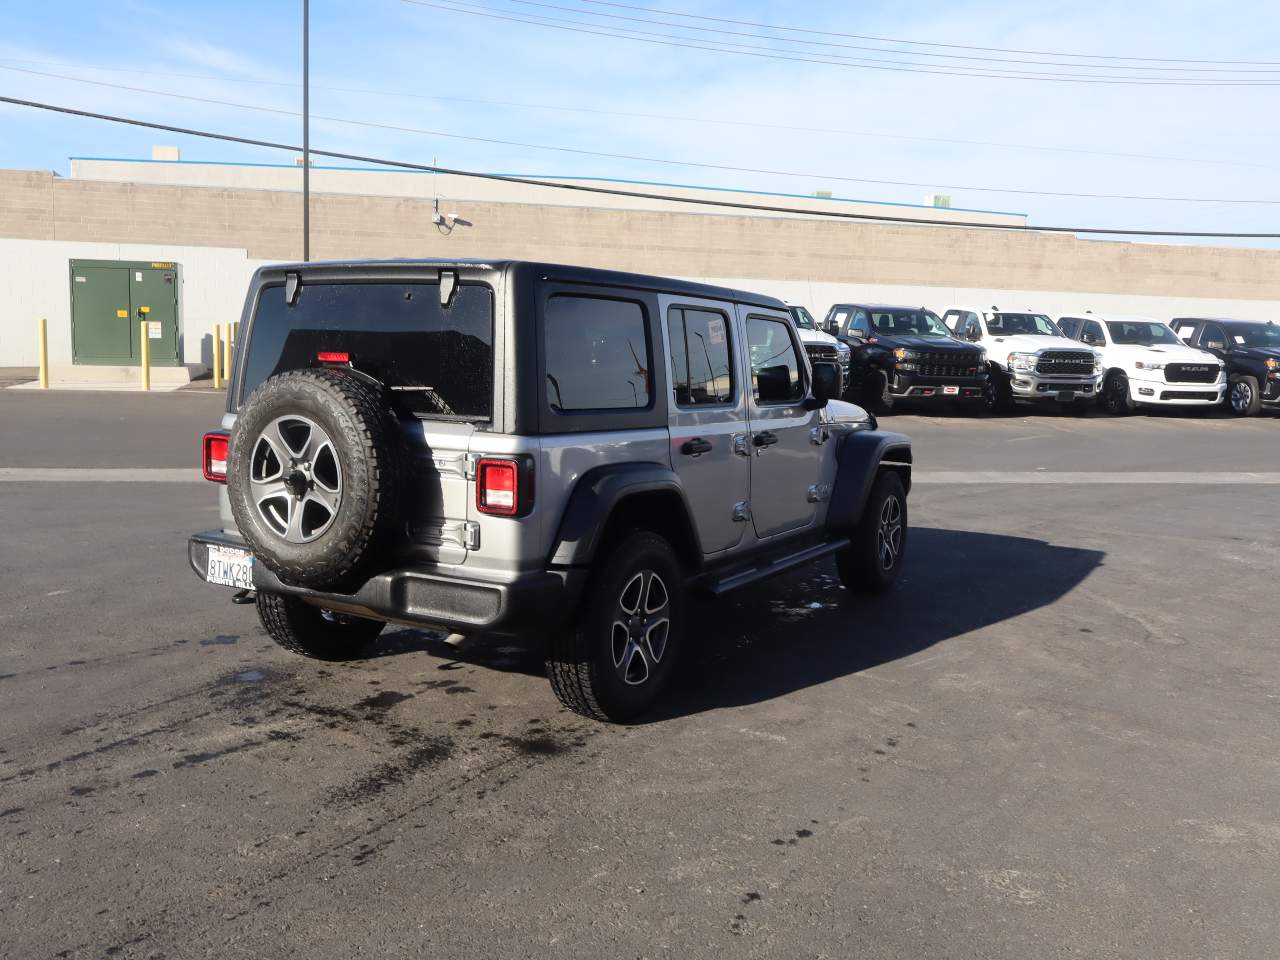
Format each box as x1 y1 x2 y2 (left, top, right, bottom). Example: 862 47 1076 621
1201 323 1228 350
667 306 734 406
1083 320 1106 343
850 310 872 338
747 316 804 403
942 310 961 330
545 295 651 411
1172 321 1199 344
1058 317 1080 339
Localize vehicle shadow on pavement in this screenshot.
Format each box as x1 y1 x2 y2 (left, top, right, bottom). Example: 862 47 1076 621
646 526 1105 722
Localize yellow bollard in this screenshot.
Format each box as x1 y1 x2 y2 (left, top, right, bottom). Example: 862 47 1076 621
223 322 233 382
37 317 49 389
212 324 223 389
139 320 151 391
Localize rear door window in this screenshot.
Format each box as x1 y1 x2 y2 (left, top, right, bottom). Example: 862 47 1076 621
544 295 652 411
668 306 734 406
241 281 494 419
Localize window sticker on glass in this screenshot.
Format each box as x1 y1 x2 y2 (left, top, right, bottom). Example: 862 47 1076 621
707 317 725 345
1235 335 1246 344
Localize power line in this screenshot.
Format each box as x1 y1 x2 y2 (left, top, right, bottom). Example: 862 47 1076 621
566 0 1280 66
485 0 1280 74
403 0 1280 86
3 93 1279 238
8 62 1280 205
3 57 1270 170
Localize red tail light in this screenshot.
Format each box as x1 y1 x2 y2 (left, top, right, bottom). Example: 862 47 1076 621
203 432 230 483
477 458 530 516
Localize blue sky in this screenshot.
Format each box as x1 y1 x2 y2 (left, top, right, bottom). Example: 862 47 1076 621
1 0 1278 245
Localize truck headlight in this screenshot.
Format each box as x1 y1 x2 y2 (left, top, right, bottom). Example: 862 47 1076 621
836 342 851 359
893 347 919 361
1007 352 1037 372
1134 360 1165 371
1266 358 1279 370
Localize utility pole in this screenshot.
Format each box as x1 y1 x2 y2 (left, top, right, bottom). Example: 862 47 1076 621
302 0 310 262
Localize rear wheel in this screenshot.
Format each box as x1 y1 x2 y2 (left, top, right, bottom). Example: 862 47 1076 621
1100 370 1136 415
1228 374 1262 416
256 591 385 660
547 531 684 723
837 471 908 595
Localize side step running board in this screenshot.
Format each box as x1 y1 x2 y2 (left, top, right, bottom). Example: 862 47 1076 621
696 538 850 597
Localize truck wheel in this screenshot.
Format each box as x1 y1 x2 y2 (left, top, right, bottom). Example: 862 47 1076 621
983 369 1013 414
256 591 385 660
862 370 895 414
1228 374 1262 416
547 531 685 723
227 369 408 590
1100 371 1135 415
837 471 908 595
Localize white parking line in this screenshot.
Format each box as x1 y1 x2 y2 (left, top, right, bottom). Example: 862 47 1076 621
914 471 1280 484
0 468 201 482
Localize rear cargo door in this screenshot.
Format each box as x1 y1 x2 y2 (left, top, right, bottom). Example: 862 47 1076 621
403 420 477 565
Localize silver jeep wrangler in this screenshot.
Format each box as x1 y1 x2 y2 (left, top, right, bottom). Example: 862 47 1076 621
190 260 912 722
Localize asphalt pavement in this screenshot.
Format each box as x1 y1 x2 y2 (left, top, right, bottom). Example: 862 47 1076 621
2 391 1278 959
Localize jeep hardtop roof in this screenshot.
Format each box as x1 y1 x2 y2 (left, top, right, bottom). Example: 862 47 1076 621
251 258 788 312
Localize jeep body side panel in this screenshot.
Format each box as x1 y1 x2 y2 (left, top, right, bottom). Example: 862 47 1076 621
547 459 693 566
825 431 913 533
657 291 751 557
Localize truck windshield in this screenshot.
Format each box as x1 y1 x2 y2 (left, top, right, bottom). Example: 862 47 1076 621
990 313 1060 336
240 280 494 420
1229 324 1280 348
868 309 951 337
789 305 818 331
1106 321 1180 346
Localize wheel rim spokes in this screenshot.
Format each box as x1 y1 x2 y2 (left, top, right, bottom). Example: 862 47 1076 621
876 495 903 571
250 416 342 543
611 569 671 686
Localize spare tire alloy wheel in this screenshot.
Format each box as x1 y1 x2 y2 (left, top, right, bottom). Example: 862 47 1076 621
252 416 342 544
612 570 671 687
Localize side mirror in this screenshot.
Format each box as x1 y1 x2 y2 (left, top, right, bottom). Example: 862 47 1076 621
805 361 840 409
1081 333 1101 346
965 327 982 342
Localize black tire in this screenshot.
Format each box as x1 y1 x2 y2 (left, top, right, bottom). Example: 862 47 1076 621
256 591 385 660
547 531 685 723
1100 370 1136 415
227 369 408 590
863 369 895 415
983 368 1013 414
837 470 908 595
1228 374 1263 417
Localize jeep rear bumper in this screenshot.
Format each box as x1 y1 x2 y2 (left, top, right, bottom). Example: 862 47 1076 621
188 530 584 634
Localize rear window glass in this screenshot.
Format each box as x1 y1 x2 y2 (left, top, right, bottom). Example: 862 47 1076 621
544 295 651 412
668 306 733 406
240 281 494 419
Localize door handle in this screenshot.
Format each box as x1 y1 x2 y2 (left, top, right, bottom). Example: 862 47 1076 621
681 437 713 456
753 431 779 448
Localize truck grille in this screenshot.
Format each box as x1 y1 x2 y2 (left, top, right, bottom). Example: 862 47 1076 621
1164 362 1218 384
914 352 985 379
805 343 850 377
1036 351 1095 376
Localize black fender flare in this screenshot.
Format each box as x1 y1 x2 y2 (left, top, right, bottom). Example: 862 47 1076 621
825 431 912 533
548 462 701 567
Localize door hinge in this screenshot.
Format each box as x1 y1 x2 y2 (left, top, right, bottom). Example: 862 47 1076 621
809 425 829 445
463 452 479 479
807 483 831 503
732 500 752 522
732 433 751 458
463 521 481 550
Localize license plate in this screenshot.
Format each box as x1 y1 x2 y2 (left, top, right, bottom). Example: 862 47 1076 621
942 385 960 396
1056 391 1076 402
207 545 253 589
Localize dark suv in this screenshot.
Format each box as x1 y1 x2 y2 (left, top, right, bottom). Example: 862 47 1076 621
1170 317 1280 416
190 260 913 722
822 303 987 412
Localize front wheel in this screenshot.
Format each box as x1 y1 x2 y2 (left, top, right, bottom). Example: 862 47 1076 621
863 369 895 415
547 531 685 723
1228 374 1262 416
983 369 1013 414
1100 371 1135 415
256 591 385 660
837 471 908 595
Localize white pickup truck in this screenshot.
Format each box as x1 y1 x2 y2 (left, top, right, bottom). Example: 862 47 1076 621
1056 314 1226 414
941 306 1102 413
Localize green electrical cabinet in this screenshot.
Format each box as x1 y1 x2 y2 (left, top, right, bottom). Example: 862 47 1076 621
69 260 182 366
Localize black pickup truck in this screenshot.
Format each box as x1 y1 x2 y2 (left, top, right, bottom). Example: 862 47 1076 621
1170 317 1280 416
822 303 987 413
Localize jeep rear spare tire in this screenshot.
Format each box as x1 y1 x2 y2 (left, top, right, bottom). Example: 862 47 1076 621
227 368 408 590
